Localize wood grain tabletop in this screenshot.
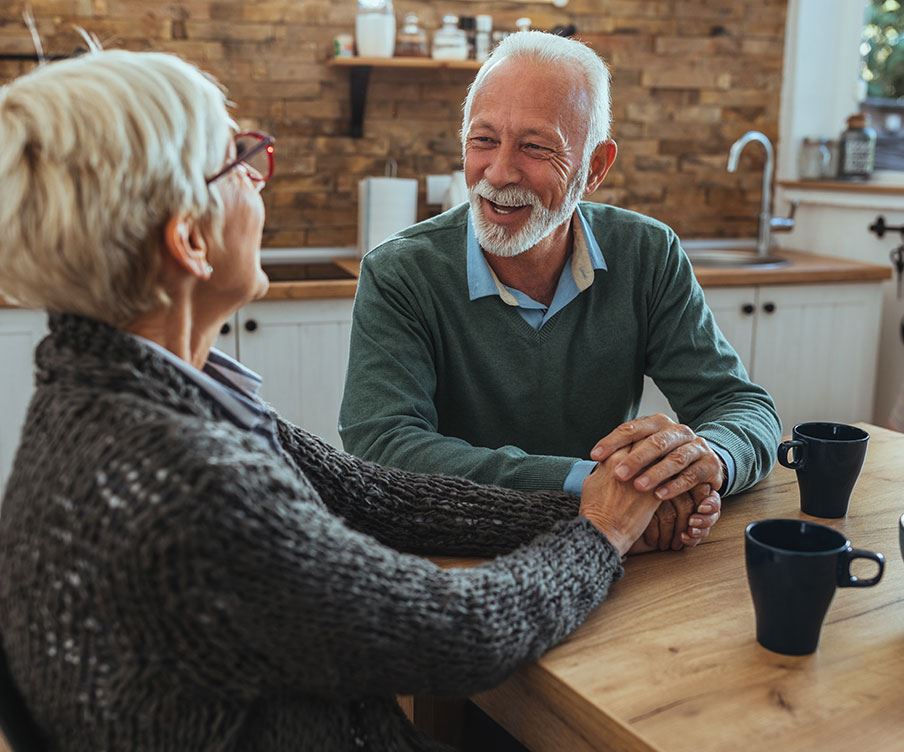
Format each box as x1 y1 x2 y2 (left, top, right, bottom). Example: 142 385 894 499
436 423 904 752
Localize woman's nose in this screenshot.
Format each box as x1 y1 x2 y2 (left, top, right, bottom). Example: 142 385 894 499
241 163 266 192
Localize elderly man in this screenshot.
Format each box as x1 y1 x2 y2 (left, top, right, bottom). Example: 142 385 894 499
340 32 780 548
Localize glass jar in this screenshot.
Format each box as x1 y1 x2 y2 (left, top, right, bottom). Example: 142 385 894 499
356 0 396 58
432 15 468 61
396 12 428 57
475 15 493 62
458 16 476 59
798 138 833 180
838 113 877 180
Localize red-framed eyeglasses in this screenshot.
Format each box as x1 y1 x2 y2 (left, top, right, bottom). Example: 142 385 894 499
206 131 275 185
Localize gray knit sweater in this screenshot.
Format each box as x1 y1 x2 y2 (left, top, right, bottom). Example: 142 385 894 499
0 314 623 752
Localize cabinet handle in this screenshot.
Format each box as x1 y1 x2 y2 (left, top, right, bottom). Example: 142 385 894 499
220 322 231 335
763 302 776 314
244 319 258 332
741 303 755 315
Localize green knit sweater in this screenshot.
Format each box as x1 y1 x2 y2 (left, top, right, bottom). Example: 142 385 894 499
340 202 781 495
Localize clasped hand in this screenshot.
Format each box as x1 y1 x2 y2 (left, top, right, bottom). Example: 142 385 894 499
584 414 724 552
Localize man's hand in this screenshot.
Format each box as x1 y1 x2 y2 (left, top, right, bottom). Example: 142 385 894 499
590 414 725 501
628 484 722 554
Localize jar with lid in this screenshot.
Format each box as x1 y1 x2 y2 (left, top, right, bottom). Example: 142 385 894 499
515 17 532 33
356 0 396 58
838 113 877 180
475 15 493 62
395 12 428 57
432 15 468 61
798 137 834 180
458 16 476 59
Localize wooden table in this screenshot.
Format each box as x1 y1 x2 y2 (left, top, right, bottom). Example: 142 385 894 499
433 423 904 752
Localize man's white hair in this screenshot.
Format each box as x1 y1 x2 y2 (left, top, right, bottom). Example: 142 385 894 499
0 49 233 325
461 31 612 163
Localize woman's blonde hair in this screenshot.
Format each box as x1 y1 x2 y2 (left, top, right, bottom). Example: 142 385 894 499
0 49 232 324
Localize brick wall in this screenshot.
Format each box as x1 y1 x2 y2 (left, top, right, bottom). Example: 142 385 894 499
0 0 787 246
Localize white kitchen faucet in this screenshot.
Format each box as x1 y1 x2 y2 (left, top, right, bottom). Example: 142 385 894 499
727 131 798 257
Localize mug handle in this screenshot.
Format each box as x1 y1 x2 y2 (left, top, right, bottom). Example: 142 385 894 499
777 439 807 469
838 549 885 588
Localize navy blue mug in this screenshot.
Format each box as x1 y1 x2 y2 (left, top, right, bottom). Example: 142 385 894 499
745 519 884 655
899 513 904 564
777 422 869 518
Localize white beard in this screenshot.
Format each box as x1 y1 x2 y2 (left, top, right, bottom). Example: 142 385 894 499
468 168 588 258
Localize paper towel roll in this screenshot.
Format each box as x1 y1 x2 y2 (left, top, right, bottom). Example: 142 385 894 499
358 177 418 256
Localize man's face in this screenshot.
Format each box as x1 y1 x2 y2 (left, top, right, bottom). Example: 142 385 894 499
463 58 590 257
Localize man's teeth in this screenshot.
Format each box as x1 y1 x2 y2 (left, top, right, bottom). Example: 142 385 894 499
489 201 525 215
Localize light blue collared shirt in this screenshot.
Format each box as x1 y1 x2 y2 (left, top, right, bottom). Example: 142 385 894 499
467 206 607 330
465 206 735 496
131 334 281 454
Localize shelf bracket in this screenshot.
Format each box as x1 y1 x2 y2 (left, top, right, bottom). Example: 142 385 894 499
349 65 372 139
0 52 70 62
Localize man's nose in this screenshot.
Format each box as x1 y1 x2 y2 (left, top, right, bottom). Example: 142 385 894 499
483 143 521 188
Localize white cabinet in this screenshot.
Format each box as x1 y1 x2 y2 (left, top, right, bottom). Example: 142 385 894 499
753 283 882 431
237 299 354 448
639 282 884 434
0 309 48 496
216 317 239 359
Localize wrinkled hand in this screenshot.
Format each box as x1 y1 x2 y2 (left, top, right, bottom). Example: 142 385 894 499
579 447 667 556
591 414 725 501
627 483 722 554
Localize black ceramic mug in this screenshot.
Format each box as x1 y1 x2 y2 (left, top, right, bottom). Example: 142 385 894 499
777 422 869 518
898 513 904 564
745 519 884 656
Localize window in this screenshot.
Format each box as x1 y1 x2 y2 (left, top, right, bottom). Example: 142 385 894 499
861 0 904 170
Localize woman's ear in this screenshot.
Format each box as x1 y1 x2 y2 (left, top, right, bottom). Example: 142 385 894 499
163 216 211 280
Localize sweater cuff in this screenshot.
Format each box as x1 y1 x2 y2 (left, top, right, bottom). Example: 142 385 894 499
510 454 587 492
707 441 735 496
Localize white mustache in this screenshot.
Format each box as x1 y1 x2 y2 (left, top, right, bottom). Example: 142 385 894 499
471 179 542 210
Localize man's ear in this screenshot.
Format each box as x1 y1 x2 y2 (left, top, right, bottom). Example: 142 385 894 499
163 216 211 280
585 140 618 195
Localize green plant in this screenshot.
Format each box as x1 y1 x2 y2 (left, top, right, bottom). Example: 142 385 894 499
862 0 904 99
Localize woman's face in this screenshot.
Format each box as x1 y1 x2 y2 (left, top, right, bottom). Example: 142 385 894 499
203 139 269 310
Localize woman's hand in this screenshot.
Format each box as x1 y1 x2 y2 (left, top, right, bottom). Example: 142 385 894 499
579 448 665 556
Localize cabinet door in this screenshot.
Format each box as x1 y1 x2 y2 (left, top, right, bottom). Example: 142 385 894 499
237 299 354 448
638 287 757 419
0 310 48 496
752 283 883 434
215 315 238 359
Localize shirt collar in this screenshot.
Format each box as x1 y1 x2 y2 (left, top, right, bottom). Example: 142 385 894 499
129 334 268 431
466 203 607 305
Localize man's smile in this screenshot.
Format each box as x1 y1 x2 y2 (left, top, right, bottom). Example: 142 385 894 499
481 196 531 222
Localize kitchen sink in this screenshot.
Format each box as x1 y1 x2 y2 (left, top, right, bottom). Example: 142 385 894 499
262 261 356 282
686 250 790 269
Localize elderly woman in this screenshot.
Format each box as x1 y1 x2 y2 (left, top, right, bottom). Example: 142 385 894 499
0 49 720 751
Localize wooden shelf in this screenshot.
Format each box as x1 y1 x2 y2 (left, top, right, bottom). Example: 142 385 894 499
329 56 482 71
779 180 904 196
329 56 481 137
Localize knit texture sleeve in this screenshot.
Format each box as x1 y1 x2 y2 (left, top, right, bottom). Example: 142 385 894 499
339 251 580 492
276 417 580 556
644 232 782 494
126 426 623 702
